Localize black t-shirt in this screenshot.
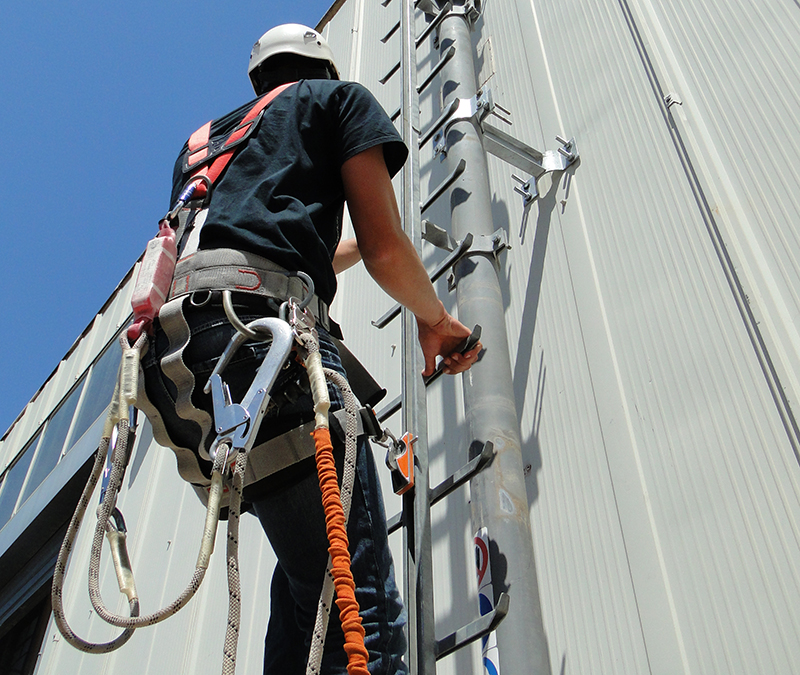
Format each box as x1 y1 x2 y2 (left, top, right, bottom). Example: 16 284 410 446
171 80 408 305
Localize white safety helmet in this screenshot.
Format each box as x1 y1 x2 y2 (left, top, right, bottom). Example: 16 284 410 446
249 24 340 93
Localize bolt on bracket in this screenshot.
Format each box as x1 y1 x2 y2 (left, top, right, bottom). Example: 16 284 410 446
431 88 510 158
502 134 578 207
448 0 483 27
447 228 510 291
422 86 579 206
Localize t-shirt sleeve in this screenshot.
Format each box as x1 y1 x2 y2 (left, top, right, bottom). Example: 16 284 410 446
334 82 409 178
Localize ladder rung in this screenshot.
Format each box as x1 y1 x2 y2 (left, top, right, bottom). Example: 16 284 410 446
386 441 493 535
379 61 401 85
382 0 454 77
387 511 402 534
422 324 481 386
429 440 493 506
419 97 459 148
381 20 401 43
377 395 401 423
418 45 456 95
416 2 453 48
421 158 466 214
435 592 510 659
371 232 473 329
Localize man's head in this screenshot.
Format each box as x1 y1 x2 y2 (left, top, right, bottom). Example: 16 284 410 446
249 24 340 96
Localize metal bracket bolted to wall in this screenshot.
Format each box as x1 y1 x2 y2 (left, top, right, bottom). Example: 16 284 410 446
448 0 483 26
430 88 510 159
485 124 578 180
506 136 578 209
447 228 509 292
422 219 458 251
430 0 483 44
511 174 537 205
437 87 580 206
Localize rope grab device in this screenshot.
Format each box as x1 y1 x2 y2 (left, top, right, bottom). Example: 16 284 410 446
50 81 380 675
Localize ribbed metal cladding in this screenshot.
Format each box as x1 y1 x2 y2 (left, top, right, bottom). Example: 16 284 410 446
436 8 551 674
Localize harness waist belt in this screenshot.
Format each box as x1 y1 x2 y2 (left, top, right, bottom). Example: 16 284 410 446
169 248 330 330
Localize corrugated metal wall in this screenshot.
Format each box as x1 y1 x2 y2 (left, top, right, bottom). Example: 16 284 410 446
8 0 799 673
330 0 800 673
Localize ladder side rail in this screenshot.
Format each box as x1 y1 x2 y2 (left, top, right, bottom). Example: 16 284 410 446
398 0 436 674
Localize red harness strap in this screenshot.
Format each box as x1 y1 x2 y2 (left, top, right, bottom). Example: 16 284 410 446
128 83 296 342
184 81 295 199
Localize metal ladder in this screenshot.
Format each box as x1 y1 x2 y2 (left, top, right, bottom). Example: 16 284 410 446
368 0 580 673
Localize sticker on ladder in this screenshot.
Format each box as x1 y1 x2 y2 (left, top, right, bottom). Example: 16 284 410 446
474 527 500 675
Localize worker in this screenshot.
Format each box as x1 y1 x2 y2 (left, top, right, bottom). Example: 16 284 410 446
140 23 481 675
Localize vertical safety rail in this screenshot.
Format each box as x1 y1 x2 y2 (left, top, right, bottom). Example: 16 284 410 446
397 0 437 673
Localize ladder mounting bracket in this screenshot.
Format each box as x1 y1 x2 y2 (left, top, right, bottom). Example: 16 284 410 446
430 88 579 207
431 0 483 43
432 88 501 159
447 229 509 291
422 219 456 251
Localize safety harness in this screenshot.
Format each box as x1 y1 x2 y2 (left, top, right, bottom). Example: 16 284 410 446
52 82 382 675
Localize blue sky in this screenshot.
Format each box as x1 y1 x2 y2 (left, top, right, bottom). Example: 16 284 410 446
0 1 336 435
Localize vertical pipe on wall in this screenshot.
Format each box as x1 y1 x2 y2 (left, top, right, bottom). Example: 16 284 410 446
436 6 552 674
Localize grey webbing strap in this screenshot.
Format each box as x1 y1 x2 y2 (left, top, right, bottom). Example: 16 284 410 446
139 290 373 499
169 248 331 331
159 298 215 454
243 408 371 485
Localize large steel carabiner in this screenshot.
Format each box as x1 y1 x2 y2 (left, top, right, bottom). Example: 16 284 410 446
204 317 295 462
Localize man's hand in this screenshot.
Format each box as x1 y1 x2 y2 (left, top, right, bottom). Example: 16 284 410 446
416 311 482 377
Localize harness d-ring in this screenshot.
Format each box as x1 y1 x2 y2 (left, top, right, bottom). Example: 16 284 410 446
279 271 315 321
222 290 261 341
223 270 315 339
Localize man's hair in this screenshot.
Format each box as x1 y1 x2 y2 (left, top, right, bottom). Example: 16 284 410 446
250 53 337 96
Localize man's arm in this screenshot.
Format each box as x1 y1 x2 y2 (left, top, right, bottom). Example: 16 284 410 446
332 237 362 274
341 145 481 376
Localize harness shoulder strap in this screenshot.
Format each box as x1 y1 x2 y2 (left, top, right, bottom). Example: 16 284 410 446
183 81 296 198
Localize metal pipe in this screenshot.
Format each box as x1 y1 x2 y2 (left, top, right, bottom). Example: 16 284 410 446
437 9 551 675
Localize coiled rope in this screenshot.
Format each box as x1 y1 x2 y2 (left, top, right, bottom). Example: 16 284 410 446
52 333 228 647
53 322 368 675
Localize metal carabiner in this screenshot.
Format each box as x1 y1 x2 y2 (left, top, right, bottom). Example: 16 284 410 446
204 316 296 462
163 175 213 224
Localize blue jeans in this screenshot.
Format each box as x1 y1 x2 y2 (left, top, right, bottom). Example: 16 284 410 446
141 294 407 674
